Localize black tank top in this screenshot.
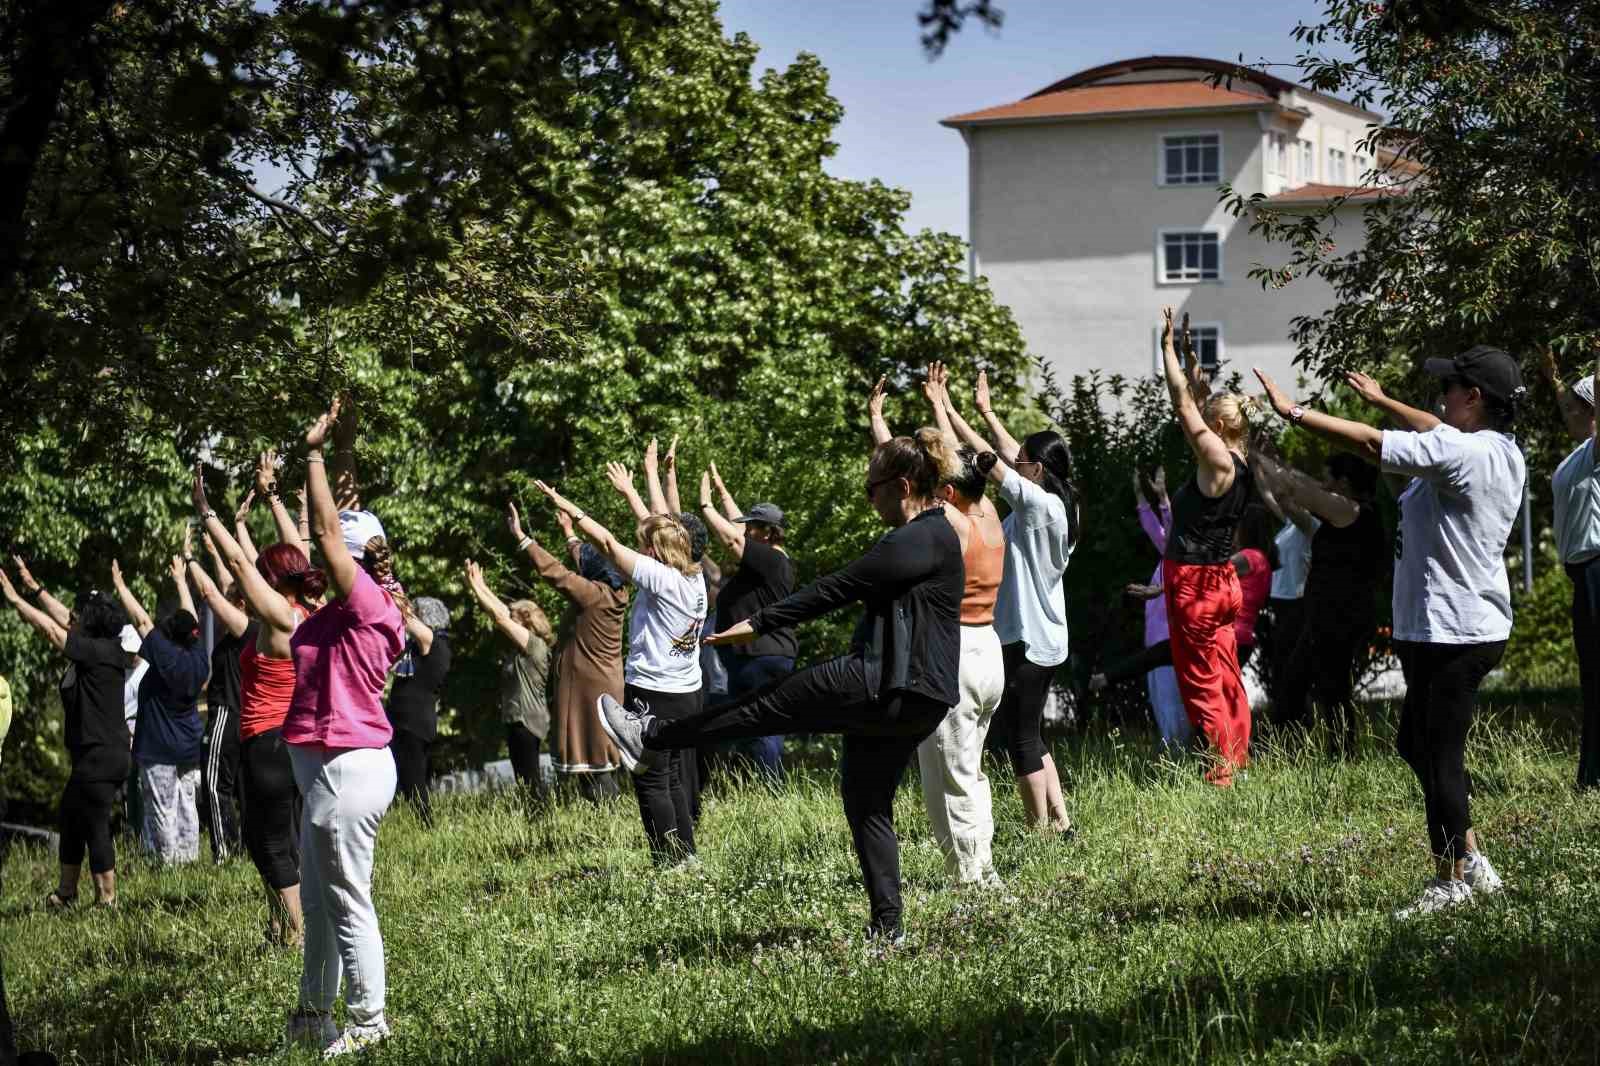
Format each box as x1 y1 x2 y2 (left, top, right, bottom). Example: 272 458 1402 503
1165 455 1254 565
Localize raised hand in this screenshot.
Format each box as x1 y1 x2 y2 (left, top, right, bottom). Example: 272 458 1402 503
10 556 38 594
868 375 887 420
181 522 195 561
255 449 279 496
1151 465 1167 499
233 487 254 523
0 568 19 605
506 500 526 542
1253 367 1295 418
605 462 636 496
709 460 727 491
1344 370 1387 406
1539 346 1561 385
168 555 186 585
699 470 713 507
642 437 659 475
110 559 125 588
1160 307 1175 351
533 479 576 516
192 462 211 515
305 395 343 449
664 435 679 474
555 508 575 539
464 559 483 588
975 369 992 415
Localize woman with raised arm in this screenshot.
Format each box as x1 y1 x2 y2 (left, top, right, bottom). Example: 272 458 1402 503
0 567 129 908
941 366 1077 832
465 554 555 795
111 557 209 864
1253 450 1385 754
272 397 406 1055
385 597 453 826
910 364 1010 887
1541 348 1600 789
193 472 324 949
1256 346 1525 917
1140 308 1257 787
536 477 705 866
595 430 964 941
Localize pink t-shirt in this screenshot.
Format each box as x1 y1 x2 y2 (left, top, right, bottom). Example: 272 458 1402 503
283 567 404 750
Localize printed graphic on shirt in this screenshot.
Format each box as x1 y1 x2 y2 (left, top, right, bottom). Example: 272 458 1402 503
669 622 701 657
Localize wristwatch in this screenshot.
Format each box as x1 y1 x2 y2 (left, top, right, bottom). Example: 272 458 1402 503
1288 404 1307 425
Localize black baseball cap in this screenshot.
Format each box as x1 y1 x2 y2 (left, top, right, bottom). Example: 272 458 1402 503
733 503 786 529
1422 345 1526 404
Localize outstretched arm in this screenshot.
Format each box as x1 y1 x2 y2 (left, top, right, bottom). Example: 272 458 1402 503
10 556 70 628
0 568 68 650
201 531 235 600
330 404 361 511
1161 308 1236 492
168 555 197 620
1345 370 1440 434
234 489 259 566
186 557 249 637
195 463 298 632
304 398 362 601
662 436 683 515
465 560 531 653
709 461 741 521
974 370 1023 464
941 376 1008 484
699 470 746 558
1252 449 1358 528
606 462 651 523
111 560 154 638
868 375 892 446
923 362 956 439
642 437 671 516
535 480 641 580
255 450 302 547
1255 368 1384 466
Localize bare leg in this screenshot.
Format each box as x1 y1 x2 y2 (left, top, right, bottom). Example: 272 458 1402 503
1015 770 1050 828
1040 754 1072 832
90 870 115 905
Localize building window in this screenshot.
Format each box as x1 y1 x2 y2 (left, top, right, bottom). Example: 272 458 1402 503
1160 134 1221 186
1152 322 1224 373
1268 132 1288 177
1298 139 1314 182
1328 148 1347 184
1353 153 1369 180
1158 231 1221 283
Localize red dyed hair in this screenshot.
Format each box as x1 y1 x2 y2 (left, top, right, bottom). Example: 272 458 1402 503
256 542 328 602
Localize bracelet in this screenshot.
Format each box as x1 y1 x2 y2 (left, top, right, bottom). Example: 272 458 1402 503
571 511 586 523
24 585 43 601
565 536 581 546
516 536 534 551
306 455 326 464
977 407 994 417
201 509 218 521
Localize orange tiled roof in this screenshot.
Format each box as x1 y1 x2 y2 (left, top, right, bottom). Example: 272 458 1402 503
941 80 1276 127
1264 183 1403 204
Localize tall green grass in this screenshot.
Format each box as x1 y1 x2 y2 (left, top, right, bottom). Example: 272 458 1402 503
4 694 1598 1064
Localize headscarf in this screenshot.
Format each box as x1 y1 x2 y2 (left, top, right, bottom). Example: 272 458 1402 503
578 543 625 590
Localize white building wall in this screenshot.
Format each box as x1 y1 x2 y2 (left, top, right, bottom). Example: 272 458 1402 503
968 109 1368 393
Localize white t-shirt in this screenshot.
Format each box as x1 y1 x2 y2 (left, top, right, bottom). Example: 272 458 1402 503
124 658 149 738
994 467 1074 667
625 555 707 694
1552 437 1600 565
1269 517 1319 600
1380 424 1524 644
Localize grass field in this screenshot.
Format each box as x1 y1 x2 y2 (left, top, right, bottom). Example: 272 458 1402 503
4 688 1599 1065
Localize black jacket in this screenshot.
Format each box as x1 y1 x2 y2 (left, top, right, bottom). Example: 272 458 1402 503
748 508 963 707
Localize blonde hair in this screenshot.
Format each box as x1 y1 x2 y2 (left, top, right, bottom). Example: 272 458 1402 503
638 514 700 577
872 427 962 499
1203 393 1259 452
508 599 554 646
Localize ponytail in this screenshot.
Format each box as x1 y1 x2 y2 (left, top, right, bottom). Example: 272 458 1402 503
872 428 962 499
361 536 414 621
1021 430 1081 549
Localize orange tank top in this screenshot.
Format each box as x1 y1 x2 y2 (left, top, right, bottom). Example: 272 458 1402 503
960 518 1006 626
238 604 311 740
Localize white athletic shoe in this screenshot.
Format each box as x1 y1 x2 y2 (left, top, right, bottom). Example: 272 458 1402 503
1393 878 1473 920
596 693 661 772
322 1019 391 1058
1462 852 1504 896
284 1009 338 1052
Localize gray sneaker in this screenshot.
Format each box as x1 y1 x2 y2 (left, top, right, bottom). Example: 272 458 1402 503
597 693 660 772
285 1008 338 1052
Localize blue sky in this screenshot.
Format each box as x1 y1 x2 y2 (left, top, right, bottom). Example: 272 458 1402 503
715 0 1344 238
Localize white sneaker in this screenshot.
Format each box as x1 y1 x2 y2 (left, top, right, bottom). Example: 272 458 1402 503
284 1009 338 1051
1393 878 1473 920
1462 852 1504 896
322 1019 391 1058
596 693 662 772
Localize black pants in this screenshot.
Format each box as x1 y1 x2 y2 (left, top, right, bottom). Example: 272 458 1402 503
997 642 1053 776
1568 558 1600 789
1263 596 1305 712
239 729 300 891
626 685 699 864
1393 639 1506 863
1279 597 1374 755
391 729 434 826
646 654 946 933
506 721 545 798
200 704 242 862
59 745 129 874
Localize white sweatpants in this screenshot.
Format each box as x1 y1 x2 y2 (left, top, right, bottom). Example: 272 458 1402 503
918 624 1006 883
139 762 200 864
289 745 396 1027
1147 665 1192 752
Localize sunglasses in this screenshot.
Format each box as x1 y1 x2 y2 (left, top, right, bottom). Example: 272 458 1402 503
864 474 901 500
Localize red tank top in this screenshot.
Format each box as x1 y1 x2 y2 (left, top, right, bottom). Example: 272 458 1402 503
238 604 311 740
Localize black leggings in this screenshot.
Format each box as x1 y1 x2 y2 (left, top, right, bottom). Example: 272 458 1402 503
645 654 946 934
1568 558 1600 789
59 745 130 874
997 642 1054 776
625 685 699 864
1278 599 1374 755
1393 639 1505 863
506 721 544 795
391 730 433 826
239 729 300 891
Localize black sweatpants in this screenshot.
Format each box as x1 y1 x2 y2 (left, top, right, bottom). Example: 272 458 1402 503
59 745 130 874
1279 597 1374 756
997 641 1054 776
625 685 699 864
506 721 546 799
239 729 300 891
645 654 946 934
200 704 242 862
1263 596 1305 714
391 729 433 826
1393 639 1506 863
1568 558 1600 789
